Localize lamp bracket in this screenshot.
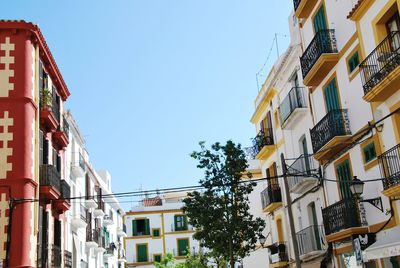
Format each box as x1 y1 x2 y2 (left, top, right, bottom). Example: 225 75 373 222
361 197 383 212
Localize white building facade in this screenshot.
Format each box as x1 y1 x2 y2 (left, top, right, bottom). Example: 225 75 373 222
65 111 127 268
124 194 200 267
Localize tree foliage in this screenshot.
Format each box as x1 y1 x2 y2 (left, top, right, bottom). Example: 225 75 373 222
183 141 265 267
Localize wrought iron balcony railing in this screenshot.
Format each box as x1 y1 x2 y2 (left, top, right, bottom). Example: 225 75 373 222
293 0 301 11
322 198 361 236
64 250 72 268
39 165 61 192
51 244 62 267
378 143 400 190
52 94 60 123
79 153 85 170
60 180 71 200
268 242 288 264
60 117 70 139
86 227 100 243
80 204 87 221
287 154 318 190
300 29 338 79
260 184 282 209
248 129 274 158
310 109 351 154
296 225 325 256
359 31 400 95
279 87 307 126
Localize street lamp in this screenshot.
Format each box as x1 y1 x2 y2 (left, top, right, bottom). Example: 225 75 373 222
350 176 383 212
350 176 365 196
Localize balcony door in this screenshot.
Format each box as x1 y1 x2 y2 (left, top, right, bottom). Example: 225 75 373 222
324 78 341 113
336 159 353 200
313 5 327 33
308 202 322 250
386 13 400 50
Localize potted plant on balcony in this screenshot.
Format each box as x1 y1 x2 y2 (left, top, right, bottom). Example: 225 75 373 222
41 87 52 110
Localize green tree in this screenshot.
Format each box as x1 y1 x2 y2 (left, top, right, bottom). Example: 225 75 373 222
155 253 184 268
183 141 265 268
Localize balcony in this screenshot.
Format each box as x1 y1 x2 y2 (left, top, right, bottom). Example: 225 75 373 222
322 198 367 242
301 30 339 87
360 31 400 102
71 204 87 229
118 248 127 262
279 87 307 129
104 211 114 226
117 223 127 237
267 243 288 268
64 250 72 268
53 117 69 150
51 245 62 268
287 154 319 194
94 198 105 218
85 197 98 209
296 225 326 260
39 91 60 133
54 180 71 213
95 233 106 253
293 0 318 18
85 227 100 248
378 143 400 197
104 243 116 258
310 109 351 162
39 164 61 200
249 129 275 160
261 184 282 213
71 152 85 178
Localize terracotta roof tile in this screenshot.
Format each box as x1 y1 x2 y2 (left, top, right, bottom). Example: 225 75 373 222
347 0 365 19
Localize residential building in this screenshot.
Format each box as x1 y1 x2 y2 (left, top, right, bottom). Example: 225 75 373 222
0 20 71 267
65 111 127 268
124 192 200 267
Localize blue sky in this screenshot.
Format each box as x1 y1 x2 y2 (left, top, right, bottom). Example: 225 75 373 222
4 1 292 209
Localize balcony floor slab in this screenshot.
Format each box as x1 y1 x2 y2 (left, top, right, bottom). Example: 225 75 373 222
304 54 339 88
325 226 368 243
263 202 282 213
256 145 277 160
294 0 318 18
314 136 352 163
363 64 400 102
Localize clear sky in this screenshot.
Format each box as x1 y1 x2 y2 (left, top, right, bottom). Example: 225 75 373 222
4 0 292 210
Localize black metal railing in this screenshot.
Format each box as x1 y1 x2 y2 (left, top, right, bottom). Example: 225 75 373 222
301 29 338 79
96 198 105 212
64 250 72 268
52 96 60 123
296 225 325 256
310 109 351 153
58 116 69 139
260 184 282 209
39 165 61 193
293 0 302 11
360 31 400 94
279 87 307 126
86 227 100 243
249 129 274 158
51 244 62 267
60 180 71 200
268 242 288 264
106 243 116 255
287 154 318 191
378 143 400 190
322 198 361 235
123 223 127 233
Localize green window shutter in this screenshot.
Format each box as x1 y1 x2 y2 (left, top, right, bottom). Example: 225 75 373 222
137 244 148 262
324 78 340 112
183 216 188 230
174 215 179 231
152 229 160 237
364 142 377 163
144 219 150 235
348 51 360 73
336 160 353 200
132 220 137 236
313 5 327 33
154 254 162 263
178 239 189 256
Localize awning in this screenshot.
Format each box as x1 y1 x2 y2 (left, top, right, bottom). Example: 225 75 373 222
363 226 400 261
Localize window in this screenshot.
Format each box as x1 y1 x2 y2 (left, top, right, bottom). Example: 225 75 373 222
347 51 360 73
152 228 160 237
136 244 148 262
363 142 377 163
154 254 162 263
324 78 340 112
177 238 189 256
174 215 188 231
132 219 150 236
